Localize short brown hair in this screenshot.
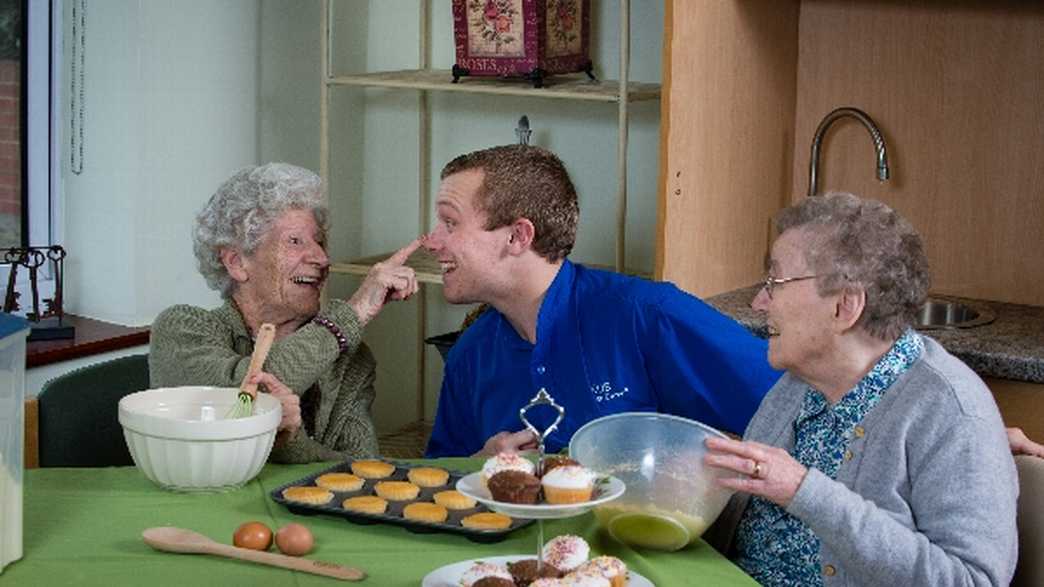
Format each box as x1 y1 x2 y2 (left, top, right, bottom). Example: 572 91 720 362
775 192 930 341
440 145 579 262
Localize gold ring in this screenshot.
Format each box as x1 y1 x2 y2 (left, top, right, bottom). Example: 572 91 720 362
752 460 763 479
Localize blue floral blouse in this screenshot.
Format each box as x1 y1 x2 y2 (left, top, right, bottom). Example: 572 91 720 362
733 329 924 586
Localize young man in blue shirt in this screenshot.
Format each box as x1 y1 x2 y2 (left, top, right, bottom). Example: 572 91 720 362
422 145 783 458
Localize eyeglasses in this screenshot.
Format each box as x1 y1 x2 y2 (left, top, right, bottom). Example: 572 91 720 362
761 273 825 299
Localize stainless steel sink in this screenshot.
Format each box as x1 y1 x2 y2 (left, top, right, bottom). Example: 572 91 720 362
916 297 996 330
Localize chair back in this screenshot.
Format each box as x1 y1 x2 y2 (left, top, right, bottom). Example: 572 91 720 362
37 353 150 467
1014 455 1044 587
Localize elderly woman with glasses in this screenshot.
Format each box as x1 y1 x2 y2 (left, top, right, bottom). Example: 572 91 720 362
704 192 1018 586
150 163 420 463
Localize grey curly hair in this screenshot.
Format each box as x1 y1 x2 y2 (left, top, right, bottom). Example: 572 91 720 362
775 192 930 341
193 163 328 298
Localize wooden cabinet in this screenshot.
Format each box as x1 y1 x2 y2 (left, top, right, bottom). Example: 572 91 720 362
986 378 1044 444
658 1 1044 307
656 2 800 297
658 0 1044 441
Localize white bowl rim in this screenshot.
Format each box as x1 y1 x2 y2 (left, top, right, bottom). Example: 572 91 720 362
118 386 281 441
568 411 729 453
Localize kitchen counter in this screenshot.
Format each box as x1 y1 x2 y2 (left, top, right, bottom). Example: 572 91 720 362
707 285 1044 384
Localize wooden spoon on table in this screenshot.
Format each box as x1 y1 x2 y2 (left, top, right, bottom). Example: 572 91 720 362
142 526 365 581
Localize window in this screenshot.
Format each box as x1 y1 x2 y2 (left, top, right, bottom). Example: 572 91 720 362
1 0 61 317
0 0 22 247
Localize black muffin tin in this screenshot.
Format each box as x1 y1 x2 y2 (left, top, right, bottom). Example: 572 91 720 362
270 459 533 543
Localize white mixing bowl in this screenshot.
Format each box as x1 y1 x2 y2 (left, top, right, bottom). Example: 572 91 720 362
118 386 281 492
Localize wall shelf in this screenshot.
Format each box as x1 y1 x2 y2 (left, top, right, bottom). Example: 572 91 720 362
331 250 444 285
330 250 651 284
328 69 660 103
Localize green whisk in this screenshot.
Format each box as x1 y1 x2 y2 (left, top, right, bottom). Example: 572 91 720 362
226 323 276 419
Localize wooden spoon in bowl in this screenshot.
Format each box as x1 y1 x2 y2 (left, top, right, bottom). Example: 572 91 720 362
226 323 277 419
142 526 365 581
240 323 277 403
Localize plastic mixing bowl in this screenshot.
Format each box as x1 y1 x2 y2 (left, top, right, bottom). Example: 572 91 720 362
569 412 736 551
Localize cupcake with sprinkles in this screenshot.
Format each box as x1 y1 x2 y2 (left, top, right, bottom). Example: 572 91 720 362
481 452 536 484
558 574 610 587
459 561 513 587
542 535 590 573
574 556 628 587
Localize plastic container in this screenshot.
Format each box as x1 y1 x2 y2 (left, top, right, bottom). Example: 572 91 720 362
0 312 30 574
118 387 281 492
569 412 736 551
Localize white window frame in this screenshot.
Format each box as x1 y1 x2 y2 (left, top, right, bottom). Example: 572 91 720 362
3 0 61 316
29 0 61 248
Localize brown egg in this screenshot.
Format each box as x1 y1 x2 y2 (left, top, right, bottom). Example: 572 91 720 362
233 521 273 551
275 523 314 557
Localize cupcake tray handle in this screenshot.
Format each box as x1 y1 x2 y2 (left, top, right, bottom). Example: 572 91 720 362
518 388 565 478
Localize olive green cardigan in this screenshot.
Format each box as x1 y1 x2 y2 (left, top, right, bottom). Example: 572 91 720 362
149 299 378 463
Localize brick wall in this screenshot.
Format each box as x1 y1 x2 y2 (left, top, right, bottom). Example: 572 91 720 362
0 58 20 246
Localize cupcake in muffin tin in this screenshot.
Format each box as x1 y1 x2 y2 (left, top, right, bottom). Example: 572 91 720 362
271 459 531 542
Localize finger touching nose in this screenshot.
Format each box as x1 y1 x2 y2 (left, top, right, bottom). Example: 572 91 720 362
423 229 444 251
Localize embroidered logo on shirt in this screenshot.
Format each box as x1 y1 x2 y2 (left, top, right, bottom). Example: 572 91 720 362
591 381 629 402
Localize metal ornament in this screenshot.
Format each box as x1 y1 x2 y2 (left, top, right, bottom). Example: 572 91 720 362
515 115 532 145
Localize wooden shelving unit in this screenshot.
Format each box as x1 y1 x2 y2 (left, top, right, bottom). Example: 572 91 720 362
330 249 444 285
319 0 658 424
328 69 660 104
330 249 651 286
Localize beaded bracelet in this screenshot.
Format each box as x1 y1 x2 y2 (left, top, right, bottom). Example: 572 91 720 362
312 315 349 353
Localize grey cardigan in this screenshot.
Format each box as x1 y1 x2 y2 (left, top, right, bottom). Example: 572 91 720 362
149 299 379 463
708 337 1017 587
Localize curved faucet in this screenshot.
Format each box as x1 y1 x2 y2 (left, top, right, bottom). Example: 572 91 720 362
808 107 890 197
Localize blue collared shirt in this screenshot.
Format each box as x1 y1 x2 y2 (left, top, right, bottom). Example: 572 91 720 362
425 259 782 457
733 329 925 586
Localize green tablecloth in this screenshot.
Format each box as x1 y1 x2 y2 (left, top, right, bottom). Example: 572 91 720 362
5 460 756 586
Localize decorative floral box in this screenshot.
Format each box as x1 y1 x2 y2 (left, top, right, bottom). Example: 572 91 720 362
452 0 593 88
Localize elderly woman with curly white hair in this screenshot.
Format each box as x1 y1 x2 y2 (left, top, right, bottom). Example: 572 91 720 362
150 162 420 463
704 192 1018 586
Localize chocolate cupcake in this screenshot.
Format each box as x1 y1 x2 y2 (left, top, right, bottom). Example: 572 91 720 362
487 470 542 504
508 558 564 586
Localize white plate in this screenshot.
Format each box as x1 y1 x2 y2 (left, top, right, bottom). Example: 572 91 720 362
421 554 654 587
456 472 625 519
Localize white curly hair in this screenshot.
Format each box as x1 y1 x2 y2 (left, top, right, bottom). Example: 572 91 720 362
192 163 328 297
